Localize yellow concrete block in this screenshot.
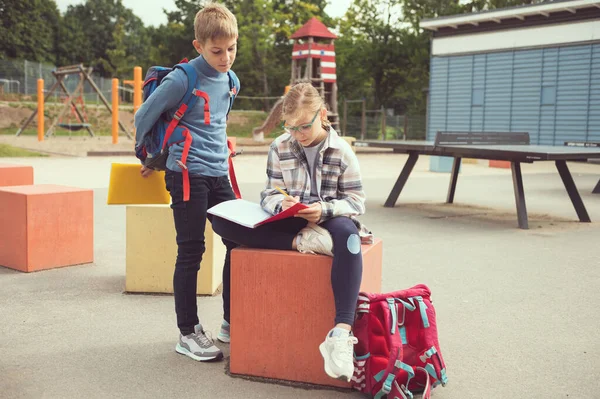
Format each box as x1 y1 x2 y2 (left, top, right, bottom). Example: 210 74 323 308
462 158 478 164
125 204 225 295
341 136 356 153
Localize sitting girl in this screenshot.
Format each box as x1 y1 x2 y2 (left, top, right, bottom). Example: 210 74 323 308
212 82 370 382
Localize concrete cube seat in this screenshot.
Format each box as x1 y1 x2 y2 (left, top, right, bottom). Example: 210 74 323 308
125 204 226 295
230 239 383 388
0 184 94 272
0 163 34 187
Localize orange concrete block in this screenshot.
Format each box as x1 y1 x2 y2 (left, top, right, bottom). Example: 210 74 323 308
489 160 511 169
230 239 383 388
0 184 94 272
0 164 34 187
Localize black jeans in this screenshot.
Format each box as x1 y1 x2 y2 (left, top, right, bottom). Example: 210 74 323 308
212 215 363 326
165 170 238 336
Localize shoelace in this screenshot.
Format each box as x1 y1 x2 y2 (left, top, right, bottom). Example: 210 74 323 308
194 331 215 348
334 335 358 358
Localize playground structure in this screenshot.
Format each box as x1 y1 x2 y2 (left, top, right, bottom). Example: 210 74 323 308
16 64 131 141
252 17 340 141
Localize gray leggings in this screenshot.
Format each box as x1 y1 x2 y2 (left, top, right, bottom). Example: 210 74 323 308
212 215 363 325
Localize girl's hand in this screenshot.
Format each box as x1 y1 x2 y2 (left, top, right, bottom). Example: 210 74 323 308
295 202 322 223
140 165 154 178
282 195 299 211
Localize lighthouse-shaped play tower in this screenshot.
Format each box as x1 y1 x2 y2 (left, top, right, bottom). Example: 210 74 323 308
251 17 340 141
290 17 339 129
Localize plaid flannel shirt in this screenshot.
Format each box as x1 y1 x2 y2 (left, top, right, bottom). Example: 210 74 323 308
260 128 369 232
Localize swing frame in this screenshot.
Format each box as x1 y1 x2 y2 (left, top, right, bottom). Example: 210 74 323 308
16 64 132 139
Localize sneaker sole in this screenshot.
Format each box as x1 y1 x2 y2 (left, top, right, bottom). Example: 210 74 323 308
175 343 224 362
319 343 351 382
217 333 230 343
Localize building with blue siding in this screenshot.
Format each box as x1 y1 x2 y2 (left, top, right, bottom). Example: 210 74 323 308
421 0 600 146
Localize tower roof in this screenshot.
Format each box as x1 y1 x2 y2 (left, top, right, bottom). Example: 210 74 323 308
290 17 337 40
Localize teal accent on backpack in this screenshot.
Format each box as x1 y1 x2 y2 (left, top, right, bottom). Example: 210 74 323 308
415 296 430 328
387 298 398 334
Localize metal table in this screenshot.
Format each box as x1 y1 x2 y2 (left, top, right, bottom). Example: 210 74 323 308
356 140 600 229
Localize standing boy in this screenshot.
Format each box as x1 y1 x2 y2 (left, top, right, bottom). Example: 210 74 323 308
134 2 240 362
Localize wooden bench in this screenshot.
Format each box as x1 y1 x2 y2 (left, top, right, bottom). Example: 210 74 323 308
0 185 93 272
229 239 382 388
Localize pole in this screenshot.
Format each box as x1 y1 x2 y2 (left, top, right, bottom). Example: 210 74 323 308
361 100 366 140
381 106 386 140
112 78 119 144
37 79 44 142
343 99 348 137
133 66 142 114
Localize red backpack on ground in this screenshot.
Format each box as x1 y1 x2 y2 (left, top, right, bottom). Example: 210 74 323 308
352 284 448 399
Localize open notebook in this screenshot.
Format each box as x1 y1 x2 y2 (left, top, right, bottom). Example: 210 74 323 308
107 163 170 205
207 199 308 228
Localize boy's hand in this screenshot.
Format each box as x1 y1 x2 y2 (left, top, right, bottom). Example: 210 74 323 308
281 195 299 211
140 165 154 178
295 202 322 223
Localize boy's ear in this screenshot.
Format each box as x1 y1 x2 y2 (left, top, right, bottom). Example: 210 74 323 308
320 107 328 120
193 39 203 54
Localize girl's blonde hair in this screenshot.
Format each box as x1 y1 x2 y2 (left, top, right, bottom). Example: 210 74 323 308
282 83 331 130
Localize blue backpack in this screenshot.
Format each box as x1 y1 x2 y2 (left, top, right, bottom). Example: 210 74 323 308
135 59 241 201
135 59 239 170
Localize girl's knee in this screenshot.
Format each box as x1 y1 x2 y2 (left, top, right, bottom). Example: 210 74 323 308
326 218 361 255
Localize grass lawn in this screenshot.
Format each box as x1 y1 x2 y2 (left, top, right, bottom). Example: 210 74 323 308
0 144 47 157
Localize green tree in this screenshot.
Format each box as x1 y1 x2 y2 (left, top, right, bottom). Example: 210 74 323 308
99 18 137 77
336 0 409 112
0 0 61 63
59 0 149 76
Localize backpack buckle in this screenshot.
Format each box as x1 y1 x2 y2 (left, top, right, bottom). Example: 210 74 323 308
383 373 395 394
176 159 187 170
174 110 184 121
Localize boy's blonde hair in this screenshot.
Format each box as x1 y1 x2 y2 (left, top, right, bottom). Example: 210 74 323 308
194 2 238 44
282 83 330 128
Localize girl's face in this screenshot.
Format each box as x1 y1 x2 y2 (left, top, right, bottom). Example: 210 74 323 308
283 107 328 147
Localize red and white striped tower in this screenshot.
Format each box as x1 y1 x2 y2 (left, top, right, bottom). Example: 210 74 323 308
290 17 339 129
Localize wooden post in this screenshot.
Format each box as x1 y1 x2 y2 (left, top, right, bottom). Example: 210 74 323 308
112 78 119 144
133 66 142 115
381 106 386 140
37 79 44 142
307 37 314 81
343 99 348 137
361 100 366 140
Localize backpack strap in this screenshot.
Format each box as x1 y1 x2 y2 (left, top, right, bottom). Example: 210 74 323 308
226 70 241 199
227 139 241 199
226 70 240 118
161 63 202 201
413 367 432 399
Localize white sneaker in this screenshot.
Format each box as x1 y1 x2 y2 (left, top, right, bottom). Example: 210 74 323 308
297 223 334 257
319 329 358 382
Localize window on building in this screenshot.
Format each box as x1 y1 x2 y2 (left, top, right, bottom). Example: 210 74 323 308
472 88 484 106
541 86 556 105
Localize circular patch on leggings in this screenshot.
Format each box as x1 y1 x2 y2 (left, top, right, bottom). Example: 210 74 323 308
347 234 361 254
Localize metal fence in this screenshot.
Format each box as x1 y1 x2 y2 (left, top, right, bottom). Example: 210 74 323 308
341 99 427 140
0 59 132 104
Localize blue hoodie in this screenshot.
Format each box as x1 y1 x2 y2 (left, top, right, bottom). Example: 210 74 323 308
134 55 240 177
